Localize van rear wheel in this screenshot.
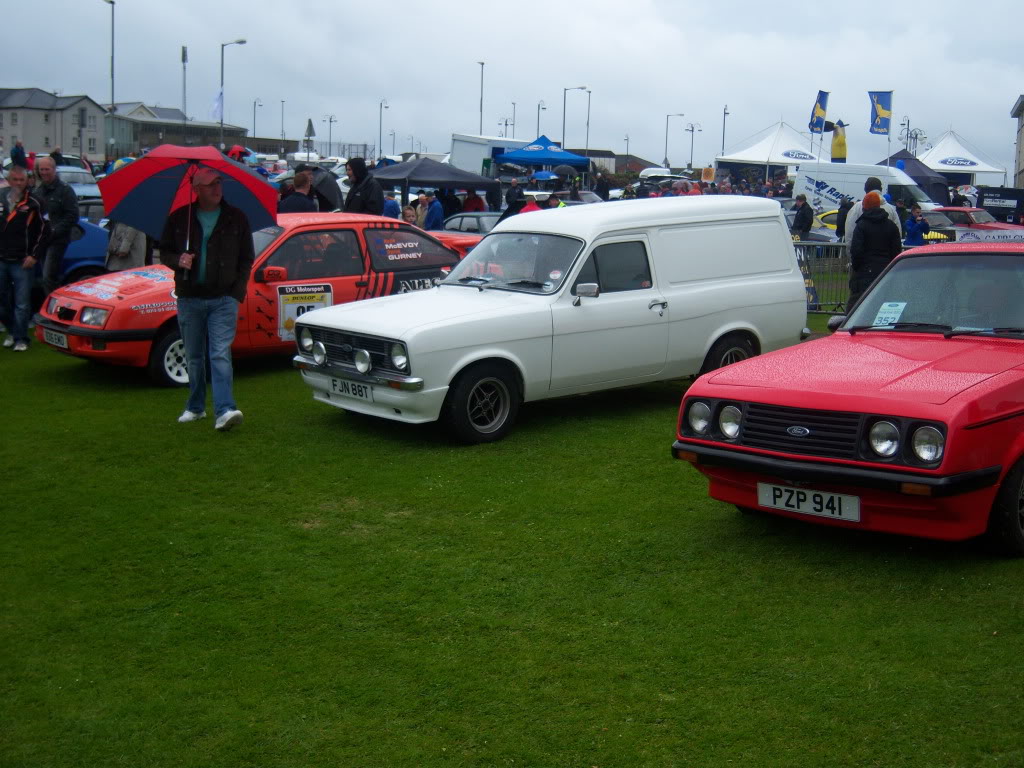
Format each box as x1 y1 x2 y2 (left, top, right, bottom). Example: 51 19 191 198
700 334 755 374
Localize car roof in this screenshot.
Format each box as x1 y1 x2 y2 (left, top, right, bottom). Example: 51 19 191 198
896 242 1024 257
934 207 983 213
273 212 411 230
490 195 784 240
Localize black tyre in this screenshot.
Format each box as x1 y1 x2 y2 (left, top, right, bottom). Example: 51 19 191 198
443 362 520 444
700 334 755 374
985 459 1024 557
148 328 189 387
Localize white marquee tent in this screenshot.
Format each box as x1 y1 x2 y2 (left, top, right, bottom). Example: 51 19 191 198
716 122 827 167
917 131 1005 181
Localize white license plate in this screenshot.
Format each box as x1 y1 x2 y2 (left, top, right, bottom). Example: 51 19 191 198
757 483 860 522
43 329 68 349
330 377 373 402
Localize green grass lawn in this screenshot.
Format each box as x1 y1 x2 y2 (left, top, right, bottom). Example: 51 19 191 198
3 325 1023 767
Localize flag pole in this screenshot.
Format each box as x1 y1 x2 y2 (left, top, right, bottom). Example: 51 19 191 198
887 93 893 167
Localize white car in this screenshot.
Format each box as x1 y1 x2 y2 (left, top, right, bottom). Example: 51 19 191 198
293 196 807 442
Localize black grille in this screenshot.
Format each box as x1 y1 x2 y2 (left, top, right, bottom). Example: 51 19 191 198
56 306 77 322
740 403 861 459
309 328 398 374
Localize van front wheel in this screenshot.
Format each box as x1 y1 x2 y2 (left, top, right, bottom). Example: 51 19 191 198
443 363 520 444
700 334 755 374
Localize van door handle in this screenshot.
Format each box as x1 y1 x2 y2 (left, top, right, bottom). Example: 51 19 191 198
648 298 668 316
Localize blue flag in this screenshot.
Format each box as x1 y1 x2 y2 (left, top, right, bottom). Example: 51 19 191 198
868 91 893 135
809 91 829 134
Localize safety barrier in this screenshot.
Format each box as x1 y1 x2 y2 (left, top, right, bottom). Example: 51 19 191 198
793 241 850 314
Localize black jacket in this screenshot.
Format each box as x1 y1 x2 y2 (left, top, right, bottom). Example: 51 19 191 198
1 188 49 262
36 177 79 243
342 161 384 216
505 185 525 207
850 208 902 276
791 202 813 236
158 200 255 302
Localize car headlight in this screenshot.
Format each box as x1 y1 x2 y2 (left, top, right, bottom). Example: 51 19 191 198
912 426 944 463
79 307 109 327
688 401 712 434
390 342 408 371
312 341 326 366
869 421 900 457
719 405 742 439
354 348 372 374
298 327 314 353
47 297 59 314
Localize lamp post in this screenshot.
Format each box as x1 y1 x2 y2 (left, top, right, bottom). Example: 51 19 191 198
102 0 115 110
219 38 247 150
536 100 546 136
252 97 262 144
900 116 911 152
280 100 285 155
181 46 188 141
562 86 586 148
388 129 395 155
323 114 337 157
378 99 389 162
584 90 592 163
664 112 684 168
722 105 729 154
408 134 414 152
511 101 516 139
477 61 484 134
685 122 702 168
624 134 630 157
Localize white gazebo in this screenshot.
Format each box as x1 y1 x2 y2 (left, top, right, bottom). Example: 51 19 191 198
716 122 827 179
916 131 1006 185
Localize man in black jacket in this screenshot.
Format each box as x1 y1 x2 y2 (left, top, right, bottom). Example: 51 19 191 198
34 156 79 296
342 157 384 215
790 194 814 239
848 191 903 307
159 167 254 431
1 165 48 350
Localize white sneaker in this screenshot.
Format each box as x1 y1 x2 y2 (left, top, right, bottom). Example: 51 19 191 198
3 336 13 348
12 341 27 352
215 409 244 431
177 410 207 423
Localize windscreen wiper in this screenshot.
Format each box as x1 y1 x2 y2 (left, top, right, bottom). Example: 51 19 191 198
944 327 1024 339
847 322 953 335
503 279 549 289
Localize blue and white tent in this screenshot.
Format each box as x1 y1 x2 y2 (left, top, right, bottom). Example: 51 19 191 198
493 135 589 168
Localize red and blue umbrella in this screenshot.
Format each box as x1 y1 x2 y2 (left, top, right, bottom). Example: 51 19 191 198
98 144 278 239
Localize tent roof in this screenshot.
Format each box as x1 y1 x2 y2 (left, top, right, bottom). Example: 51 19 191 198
916 131 1004 175
716 122 824 165
877 149 947 184
493 135 590 167
369 156 499 190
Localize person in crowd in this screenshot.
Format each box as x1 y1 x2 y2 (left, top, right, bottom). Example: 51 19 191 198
423 190 445 230
593 173 610 201
382 191 401 218
80 154 94 174
159 167 253 431
848 191 902 307
463 189 486 213
401 205 418 225
34 156 80 297
10 140 27 168
546 194 565 209
949 186 969 207
440 189 462 218
790 194 813 240
842 177 900 241
505 178 526 208
835 198 854 240
414 192 429 228
0 165 47 351
903 204 931 246
105 220 147 271
50 146 67 167
278 170 317 213
342 157 384 215
520 194 545 213
893 197 910 230
621 184 636 199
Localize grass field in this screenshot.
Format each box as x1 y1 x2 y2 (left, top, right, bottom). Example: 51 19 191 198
3 320 1023 767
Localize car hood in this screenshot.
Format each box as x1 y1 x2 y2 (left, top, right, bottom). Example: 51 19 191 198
56 265 177 304
707 333 1024 405
300 284 547 338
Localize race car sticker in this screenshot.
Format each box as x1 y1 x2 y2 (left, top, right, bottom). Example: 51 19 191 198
872 302 906 327
277 284 333 341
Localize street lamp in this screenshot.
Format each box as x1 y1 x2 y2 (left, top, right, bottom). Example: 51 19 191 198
408 134 414 152
685 122 702 168
323 114 337 157
388 129 395 155
584 90 592 163
722 105 729 154
664 113 684 168
219 38 246 150
252 97 262 143
102 0 115 110
511 101 516 138
378 99 389 162
624 134 630 157
477 61 485 135
562 86 586 148
536 100 546 136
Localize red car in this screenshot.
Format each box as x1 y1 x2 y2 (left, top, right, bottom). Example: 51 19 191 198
673 243 1024 555
35 213 480 385
935 207 1024 240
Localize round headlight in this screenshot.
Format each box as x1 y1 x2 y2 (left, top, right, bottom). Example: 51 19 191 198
912 426 944 463
688 402 712 434
299 327 314 353
719 405 742 439
390 342 408 371
869 420 900 457
354 348 372 374
312 341 326 366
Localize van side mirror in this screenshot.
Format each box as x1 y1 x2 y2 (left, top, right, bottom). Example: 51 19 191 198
826 315 846 332
572 282 600 307
258 266 288 283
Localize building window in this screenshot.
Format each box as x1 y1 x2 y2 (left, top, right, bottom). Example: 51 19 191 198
11 112 17 126
43 113 50 124
71 113 79 126
88 137 97 152
44 136 50 148
88 115 97 131
72 136 79 148
0 114 4 128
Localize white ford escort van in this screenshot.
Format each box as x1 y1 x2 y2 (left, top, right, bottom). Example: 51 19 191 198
293 196 807 442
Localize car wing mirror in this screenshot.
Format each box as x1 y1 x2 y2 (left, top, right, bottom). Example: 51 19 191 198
826 315 846 332
69 224 85 242
258 265 288 283
572 282 600 306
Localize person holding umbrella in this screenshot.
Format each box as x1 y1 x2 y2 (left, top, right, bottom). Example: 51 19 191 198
158 167 253 431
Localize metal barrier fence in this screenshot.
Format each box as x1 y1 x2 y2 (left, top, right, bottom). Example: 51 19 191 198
794 241 850 314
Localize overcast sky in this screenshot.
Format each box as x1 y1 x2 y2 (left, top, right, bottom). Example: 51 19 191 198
15 0 1023 177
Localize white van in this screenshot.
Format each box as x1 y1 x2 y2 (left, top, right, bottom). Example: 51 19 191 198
292 196 807 442
794 162 939 212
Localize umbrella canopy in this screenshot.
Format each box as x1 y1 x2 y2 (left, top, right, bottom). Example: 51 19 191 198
532 170 558 180
552 164 578 177
310 167 343 210
99 144 278 239
368 156 499 205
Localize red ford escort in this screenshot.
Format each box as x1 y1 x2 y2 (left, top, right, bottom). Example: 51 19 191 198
35 213 479 385
673 243 1024 555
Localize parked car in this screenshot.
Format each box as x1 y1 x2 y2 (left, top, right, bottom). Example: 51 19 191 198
35 213 479 386
673 242 1024 554
3 153 93 173
54 166 102 202
444 212 501 234
934 207 1024 234
784 210 837 242
819 208 954 242
293 196 807 443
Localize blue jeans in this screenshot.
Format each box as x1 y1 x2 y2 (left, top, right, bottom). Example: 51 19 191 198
176 295 239 417
0 259 33 343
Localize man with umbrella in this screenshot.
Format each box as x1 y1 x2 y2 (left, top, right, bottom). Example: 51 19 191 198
159 167 253 431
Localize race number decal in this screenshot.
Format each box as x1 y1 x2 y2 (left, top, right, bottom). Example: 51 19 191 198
277 284 332 341
872 301 906 327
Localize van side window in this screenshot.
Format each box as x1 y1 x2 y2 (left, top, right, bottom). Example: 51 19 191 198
573 241 652 294
267 230 364 280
